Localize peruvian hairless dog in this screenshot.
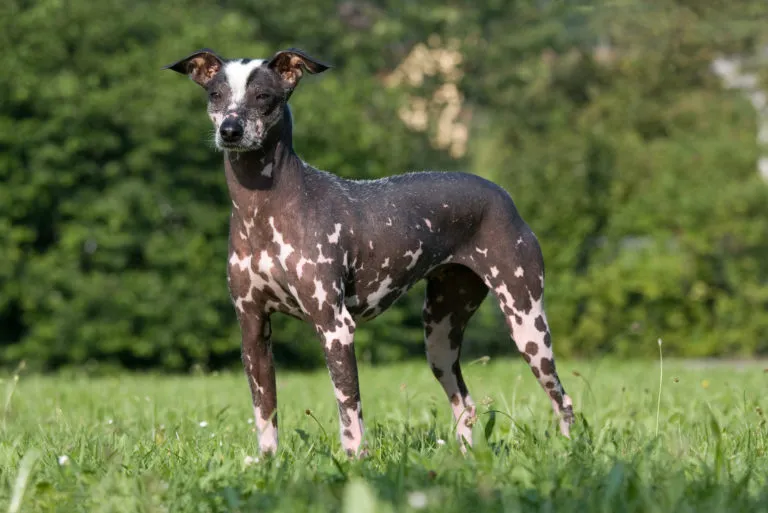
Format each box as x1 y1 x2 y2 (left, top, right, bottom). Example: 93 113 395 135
164 47 574 457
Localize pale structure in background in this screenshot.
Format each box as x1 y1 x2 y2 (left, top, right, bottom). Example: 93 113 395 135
711 46 768 183
385 35 468 159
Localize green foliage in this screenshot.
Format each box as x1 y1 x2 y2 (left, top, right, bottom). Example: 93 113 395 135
0 0 447 370
1 360 767 511
461 0 768 359
1 0 767 370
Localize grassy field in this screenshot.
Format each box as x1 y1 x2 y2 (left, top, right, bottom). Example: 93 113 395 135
1 357 767 512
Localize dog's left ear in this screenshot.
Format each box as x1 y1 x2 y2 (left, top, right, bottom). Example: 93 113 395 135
267 48 330 90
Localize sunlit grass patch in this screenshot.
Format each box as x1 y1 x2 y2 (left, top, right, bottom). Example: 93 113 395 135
1 358 767 512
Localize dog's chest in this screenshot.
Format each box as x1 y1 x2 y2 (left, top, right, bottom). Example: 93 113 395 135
227 210 352 318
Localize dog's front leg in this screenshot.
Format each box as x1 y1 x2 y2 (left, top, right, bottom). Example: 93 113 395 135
240 313 278 455
316 305 365 457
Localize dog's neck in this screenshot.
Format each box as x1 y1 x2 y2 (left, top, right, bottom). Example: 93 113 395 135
224 105 303 193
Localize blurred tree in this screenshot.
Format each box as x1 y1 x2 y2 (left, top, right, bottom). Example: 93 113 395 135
0 0 766 371
461 0 768 357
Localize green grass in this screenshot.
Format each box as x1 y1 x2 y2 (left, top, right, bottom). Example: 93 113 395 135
1 358 767 512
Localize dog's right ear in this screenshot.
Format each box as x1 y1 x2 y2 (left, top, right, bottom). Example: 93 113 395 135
162 49 224 87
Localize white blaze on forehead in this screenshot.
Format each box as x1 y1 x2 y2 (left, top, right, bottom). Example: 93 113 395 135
224 59 266 108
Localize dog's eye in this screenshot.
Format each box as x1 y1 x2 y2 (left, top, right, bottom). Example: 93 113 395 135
209 91 222 101
255 93 270 101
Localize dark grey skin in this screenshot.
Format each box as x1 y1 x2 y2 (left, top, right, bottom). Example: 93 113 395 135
164 48 575 458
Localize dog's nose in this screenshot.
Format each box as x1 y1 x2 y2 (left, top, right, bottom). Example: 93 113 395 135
220 119 244 143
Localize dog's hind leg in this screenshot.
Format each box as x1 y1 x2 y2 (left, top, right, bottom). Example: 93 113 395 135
471 230 575 436
423 264 489 450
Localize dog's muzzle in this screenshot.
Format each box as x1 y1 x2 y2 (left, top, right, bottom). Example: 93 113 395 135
219 113 244 144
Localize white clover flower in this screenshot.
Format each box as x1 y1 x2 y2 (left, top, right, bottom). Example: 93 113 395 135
436 439 446 446
58 455 70 466
407 491 428 509
243 455 259 466
199 421 208 428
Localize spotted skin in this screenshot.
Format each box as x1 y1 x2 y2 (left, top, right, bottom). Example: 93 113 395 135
237 313 278 454
165 47 575 459
317 302 365 456
423 265 488 449
465 230 575 435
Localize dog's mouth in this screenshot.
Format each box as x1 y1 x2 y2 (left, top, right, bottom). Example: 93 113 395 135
216 138 262 152
218 142 254 152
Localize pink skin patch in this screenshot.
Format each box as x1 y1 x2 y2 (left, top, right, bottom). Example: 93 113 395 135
319 304 366 456
254 405 278 454
490 274 573 438
451 395 476 449
424 313 477 449
335 389 365 455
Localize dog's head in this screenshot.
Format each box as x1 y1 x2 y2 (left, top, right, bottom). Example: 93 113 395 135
164 48 329 152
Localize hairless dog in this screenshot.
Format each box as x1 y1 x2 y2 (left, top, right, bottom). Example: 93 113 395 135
164 48 574 457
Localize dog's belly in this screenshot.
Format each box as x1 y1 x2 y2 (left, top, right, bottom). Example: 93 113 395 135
342 240 452 321
344 276 411 321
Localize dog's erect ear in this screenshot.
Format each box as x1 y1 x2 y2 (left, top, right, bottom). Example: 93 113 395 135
267 48 330 90
162 49 224 87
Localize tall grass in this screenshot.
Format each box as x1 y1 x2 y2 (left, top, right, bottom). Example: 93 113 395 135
0 358 766 512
